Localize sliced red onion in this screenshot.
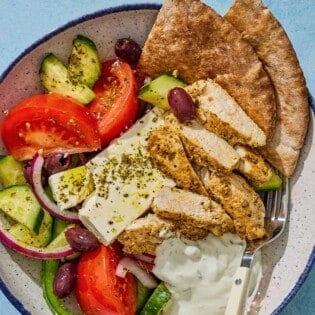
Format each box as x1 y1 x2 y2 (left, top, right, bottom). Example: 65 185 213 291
116 257 158 289
132 253 155 264
0 218 75 259
30 153 81 223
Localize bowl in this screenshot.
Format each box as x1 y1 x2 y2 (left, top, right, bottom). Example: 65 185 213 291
0 2 314 315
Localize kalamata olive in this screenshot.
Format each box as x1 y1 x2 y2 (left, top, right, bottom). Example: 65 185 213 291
167 87 196 122
53 262 77 298
115 38 142 65
65 227 100 252
44 153 72 175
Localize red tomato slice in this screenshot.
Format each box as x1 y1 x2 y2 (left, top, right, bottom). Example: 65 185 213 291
0 93 101 160
76 243 137 315
88 59 139 148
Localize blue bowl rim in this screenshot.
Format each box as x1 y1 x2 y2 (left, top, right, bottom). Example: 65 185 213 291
0 3 314 315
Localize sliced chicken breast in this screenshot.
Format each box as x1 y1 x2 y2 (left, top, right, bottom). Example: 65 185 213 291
234 145 272 184
118 213 176 255
199 168 266 240
186 79 266 147
152 187 235 238
147 126 208 196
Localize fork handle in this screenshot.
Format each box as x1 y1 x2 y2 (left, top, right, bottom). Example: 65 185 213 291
224 266 251 315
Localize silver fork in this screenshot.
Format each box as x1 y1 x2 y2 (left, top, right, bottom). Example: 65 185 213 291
225 174 289 315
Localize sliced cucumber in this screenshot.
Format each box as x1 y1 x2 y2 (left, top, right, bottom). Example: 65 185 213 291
40 53 95 105
0 155 26 188
68 35 101 88
251 169 282 192
140 282 172 315
138 74 186 110
9 210 53 247
0 185 43 233
51 218 70 240
46 224 75 249
136 280 153 312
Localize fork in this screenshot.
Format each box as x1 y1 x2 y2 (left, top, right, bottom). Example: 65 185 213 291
225 174 289 315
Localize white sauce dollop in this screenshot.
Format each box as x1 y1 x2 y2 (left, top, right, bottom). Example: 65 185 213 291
153 233 261 315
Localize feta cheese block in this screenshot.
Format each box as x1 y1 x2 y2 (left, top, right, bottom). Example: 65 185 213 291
48 165 94 210
79 108 175 245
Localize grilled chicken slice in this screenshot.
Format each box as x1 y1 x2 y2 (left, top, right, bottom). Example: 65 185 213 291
199 168 266 240
163 113 240 172
118 213 176 255
234 145 273 184
147 126 208 196
152 187 235 238
186 79 266 147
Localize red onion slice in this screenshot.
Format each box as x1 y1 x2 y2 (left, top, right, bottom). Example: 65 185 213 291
30 153 81 223
132 253 155 264
116 257 158 289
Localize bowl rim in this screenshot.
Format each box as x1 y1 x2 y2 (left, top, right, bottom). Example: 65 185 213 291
0 3 314 315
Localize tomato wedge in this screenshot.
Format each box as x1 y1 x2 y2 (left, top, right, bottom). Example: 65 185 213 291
76 243 137 315
0 94 101 160
88 59 139 148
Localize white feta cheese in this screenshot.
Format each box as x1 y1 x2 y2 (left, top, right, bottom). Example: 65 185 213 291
48 165 94 210
79 108 175 245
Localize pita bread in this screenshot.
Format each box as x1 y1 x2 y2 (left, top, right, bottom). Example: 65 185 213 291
225 0 310 177
137 0 277 139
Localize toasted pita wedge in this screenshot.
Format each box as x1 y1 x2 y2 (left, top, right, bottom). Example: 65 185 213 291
137 0 277 139
225 0 309 177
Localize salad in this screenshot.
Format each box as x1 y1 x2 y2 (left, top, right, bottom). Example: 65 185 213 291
0 0 310 314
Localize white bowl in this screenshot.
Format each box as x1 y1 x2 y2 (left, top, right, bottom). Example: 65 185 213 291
0 4 314 315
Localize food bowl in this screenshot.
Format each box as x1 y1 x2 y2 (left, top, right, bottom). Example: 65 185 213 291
0 2 314 314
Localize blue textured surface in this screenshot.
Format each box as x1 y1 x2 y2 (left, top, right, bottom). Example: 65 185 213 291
0 1 314 314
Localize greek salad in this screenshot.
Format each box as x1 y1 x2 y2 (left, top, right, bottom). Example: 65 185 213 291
0 32 275 314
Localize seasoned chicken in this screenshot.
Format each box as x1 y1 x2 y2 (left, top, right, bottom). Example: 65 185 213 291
199 168 266 240
164 113 240 172
118 213 176 255
234 145 273 184
180 124 240 172
152 187 235 238
147 126 208 196
186 79 266 147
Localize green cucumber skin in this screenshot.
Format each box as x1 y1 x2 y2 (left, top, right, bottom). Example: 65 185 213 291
252 169 283 192
136 280 153 313
0 185 43 233
68 35 101 88
0 155 26 188
9 210 53 247
138 74 186 110
139 282 171 315
42 260 75 315
40 53 95 105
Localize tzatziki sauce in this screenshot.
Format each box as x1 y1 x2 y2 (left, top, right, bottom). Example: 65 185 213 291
153 233 261 315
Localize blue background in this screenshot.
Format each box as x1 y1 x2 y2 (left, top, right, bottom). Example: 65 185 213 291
0 1 314 314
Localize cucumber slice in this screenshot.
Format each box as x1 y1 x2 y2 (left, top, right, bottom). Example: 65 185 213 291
46 224 75 249
138 74 186 110
140 282 172 315
136 280 153 312
251 168 282 192
68 35 101 88
0 185 43 233
51 218 70 240
0 155 26 188
40 53 95 105
9 210 53 247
